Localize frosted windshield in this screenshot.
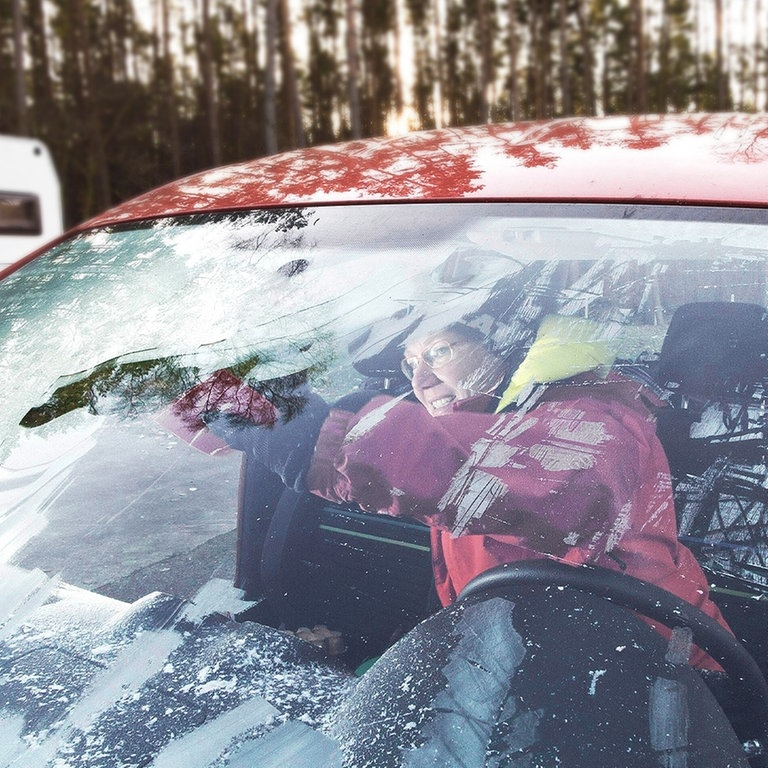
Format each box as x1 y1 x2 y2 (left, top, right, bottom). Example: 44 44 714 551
1 201 768 766
0 202 767 585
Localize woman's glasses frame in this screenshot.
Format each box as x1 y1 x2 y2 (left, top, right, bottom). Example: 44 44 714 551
401 339 469 380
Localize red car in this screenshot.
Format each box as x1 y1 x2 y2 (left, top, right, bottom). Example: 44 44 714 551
1 113 767 767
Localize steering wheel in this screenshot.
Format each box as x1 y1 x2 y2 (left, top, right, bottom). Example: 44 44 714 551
458 559 768 752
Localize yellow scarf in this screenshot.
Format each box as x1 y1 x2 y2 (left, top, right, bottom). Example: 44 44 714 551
495 314 617 413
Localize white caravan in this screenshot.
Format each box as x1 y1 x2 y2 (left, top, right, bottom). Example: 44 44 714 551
0 135 63 269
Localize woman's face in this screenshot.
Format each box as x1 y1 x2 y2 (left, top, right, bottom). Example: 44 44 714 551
402 329 504 416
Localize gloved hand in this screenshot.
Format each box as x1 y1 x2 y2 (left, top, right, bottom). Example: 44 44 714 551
167 369 329 491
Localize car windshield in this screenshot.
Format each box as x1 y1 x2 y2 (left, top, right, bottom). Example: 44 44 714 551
2 201 768 765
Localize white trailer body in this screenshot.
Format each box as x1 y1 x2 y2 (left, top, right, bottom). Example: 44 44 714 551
0 135 63 268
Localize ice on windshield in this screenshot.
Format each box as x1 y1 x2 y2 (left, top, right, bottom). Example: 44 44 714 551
1 201 768 765
0 201 767 604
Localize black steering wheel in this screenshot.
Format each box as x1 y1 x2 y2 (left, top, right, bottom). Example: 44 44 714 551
458 559 768 752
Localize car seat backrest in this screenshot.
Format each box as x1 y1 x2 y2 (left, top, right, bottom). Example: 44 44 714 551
657 301 768 402
654 301 768 595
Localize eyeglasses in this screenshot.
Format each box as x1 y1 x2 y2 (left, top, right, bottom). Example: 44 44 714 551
401 339 461 379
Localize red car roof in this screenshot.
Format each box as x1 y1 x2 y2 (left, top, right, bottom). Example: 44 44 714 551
80 113 768 231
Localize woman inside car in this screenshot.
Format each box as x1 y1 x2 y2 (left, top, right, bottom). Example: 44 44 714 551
165 312 732 670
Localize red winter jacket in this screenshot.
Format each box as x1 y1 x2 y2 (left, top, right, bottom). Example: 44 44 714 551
306 372 731 670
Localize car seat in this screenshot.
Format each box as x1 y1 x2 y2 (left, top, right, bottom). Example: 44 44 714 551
652 301 768 677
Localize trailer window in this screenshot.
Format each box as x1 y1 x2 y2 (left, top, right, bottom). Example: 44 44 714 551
0 192 42 235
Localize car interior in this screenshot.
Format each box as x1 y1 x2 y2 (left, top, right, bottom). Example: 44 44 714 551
232 299 768 691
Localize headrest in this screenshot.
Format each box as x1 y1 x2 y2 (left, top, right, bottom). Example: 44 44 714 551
657 302 768 398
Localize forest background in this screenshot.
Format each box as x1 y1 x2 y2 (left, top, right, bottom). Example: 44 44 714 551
2 0 767 228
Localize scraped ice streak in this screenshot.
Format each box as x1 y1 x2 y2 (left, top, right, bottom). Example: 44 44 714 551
178 577 258 622
441 437 518 537
71 632 184 730
1 591 183 767
528 408 607 473
343 392 411 444
0 414 100 561
640 474 675 531
0 564 61 642
440 413 535 536
0 571 351 766
402 597 537 767
147 699 279 768
0 713 27 765
151 712 343 768
605 502 633 553
441 406 615 537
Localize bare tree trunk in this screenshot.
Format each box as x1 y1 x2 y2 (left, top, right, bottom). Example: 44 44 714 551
737 1 747 109
201 0 223 165
529 0 553 118
73 0 112 214
631 0 647 113
432 0 444 128
265 0 278 154
161 0 181 176
715 0 727 109
245 0 261 141
658 0 670 111
477 0 492 122
12 0 28 134
392 0 405 122
692 0 702 110
558 0 571 115
528 0 544 118
763 0 768 111
111 0 129 82
752 0 761 109
27 0 53 135
278 0 306 147
574 0 595 115
762 0 768 112
542 0 554 116
506 0 520 120
346 0 362 138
